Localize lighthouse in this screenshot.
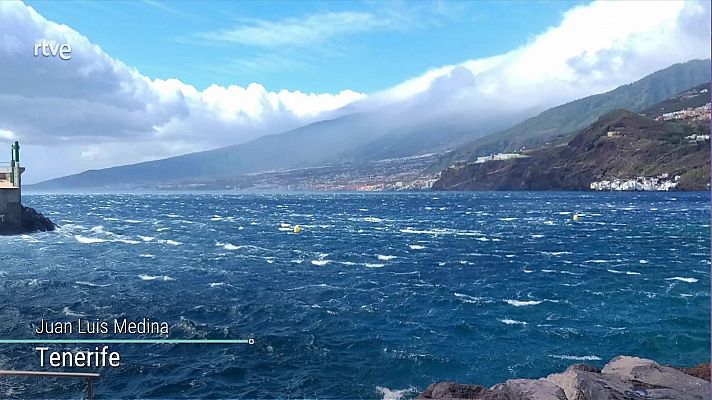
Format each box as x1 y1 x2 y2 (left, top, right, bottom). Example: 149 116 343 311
0 141 24 227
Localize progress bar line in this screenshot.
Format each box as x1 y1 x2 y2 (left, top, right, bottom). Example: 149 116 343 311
0 339 251 344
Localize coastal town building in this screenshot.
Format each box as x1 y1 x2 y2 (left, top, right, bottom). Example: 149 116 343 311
474 153 528 164
0 141 23 226
655 103 711 122
685 133 710 143
590 174 679 191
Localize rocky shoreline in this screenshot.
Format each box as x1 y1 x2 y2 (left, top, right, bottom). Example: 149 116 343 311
417 356 710 400
0 206 56 235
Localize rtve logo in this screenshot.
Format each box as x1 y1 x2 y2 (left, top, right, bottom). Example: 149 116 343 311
34 40 72 60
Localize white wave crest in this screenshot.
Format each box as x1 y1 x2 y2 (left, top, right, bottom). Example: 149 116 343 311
666 277 698 283
138 274 175 281
505 299 543 307
63 307 85 317
75 281 111 287
549 354 602 361
216 241 241 251
75 235 107 244
500 319 527 325
607 269 641 275
375 386 417 400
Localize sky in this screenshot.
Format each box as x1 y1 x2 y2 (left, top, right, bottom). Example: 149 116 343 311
1 0 710 183
24 1 584 93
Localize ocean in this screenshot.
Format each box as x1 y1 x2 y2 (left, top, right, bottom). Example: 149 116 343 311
0 192 709 399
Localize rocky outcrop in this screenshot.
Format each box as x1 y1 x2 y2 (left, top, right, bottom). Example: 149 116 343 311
417 356 710 400
0 206 56 235
676 364 711 381
418 379 567 400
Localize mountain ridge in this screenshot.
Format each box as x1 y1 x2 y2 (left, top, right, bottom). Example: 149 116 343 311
434 59 711 170
29 59 711 191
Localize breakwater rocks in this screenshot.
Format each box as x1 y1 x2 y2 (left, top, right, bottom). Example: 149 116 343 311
0 206 56 235
417 356 710 400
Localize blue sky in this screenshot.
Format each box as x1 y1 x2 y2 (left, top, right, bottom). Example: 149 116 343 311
26 0 583 93
4 1 708 182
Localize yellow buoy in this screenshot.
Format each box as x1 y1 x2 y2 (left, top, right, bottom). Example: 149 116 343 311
293 225 302 234
573 214 581 222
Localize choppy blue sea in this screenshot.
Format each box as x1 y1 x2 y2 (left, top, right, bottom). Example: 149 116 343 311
0 192 709 399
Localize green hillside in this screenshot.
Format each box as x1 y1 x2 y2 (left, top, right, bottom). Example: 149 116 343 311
435 59 711 170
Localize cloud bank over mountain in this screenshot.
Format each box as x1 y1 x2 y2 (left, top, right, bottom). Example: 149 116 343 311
0 1 708 183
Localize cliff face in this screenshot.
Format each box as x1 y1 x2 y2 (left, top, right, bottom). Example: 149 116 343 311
0 206 56 235
417 356 710 400
433 110 710 191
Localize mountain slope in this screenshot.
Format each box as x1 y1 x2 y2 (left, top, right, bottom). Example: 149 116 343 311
31 59 711 191
433 109 710 191
30 100 521 190
435 59 711 169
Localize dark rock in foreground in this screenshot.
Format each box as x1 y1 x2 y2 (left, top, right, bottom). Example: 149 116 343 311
417 356 710 400
0 206 56 235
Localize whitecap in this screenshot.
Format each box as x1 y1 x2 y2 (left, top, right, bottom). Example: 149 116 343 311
124 219 142 224
500 319 527 325
139 236 155 242
549 354 602 361
115 239 140 244
365 263 385 268
376 255 397 261
375 386 416 400
541 251 572 256
454 293 490 304
138 274 174 281
400 228 439 235
666 277 698 283
607 269 641 275
311 260 330 266
63 307 85 317
75 281 111 287
408 244 425 250
505 299 543 307
139 254 155 258
216 241 240 251
75 235 107 244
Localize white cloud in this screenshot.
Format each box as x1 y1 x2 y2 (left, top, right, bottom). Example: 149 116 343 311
0 2 365 182
373 0 710 115
200 12 392 48
0 1 709 183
